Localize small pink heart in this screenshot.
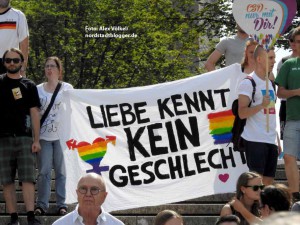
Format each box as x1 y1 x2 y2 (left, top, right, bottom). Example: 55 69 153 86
219 173 229 183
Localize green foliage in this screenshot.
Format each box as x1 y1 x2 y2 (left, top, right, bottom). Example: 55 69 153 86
13 0 206 88
12 0 300 88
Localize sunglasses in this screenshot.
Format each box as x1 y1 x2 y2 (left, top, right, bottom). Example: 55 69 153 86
245 185 265 191
4 58 22 64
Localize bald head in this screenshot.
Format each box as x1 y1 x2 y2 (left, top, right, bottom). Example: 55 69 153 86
77 173 106 192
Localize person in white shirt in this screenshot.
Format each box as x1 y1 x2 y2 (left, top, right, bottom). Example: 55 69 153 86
35 56 73 216
52 173 124 225
0 0 29 76
238 45 279 186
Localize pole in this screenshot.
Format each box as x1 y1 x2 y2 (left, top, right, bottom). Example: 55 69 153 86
266 51 269 132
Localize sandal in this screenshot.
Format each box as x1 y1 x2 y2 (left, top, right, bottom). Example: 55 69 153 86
34 207 45 216
58 207 67 216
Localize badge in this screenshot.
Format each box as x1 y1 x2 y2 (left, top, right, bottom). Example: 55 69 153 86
12 87 22 100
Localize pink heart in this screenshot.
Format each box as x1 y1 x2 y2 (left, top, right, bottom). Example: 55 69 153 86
219 173 229 183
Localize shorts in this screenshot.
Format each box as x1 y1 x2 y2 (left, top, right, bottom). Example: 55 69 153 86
0 136 36 185
283 120 300 158
279 100 286 140
244 140 278 177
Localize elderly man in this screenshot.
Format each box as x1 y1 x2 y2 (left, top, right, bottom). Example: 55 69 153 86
53 173 124 225
0 0 29 76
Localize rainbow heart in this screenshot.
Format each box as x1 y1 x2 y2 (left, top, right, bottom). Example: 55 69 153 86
66 136 116 174
233 0 296 49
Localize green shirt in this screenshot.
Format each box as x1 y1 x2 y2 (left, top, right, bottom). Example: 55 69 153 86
275 57 300 121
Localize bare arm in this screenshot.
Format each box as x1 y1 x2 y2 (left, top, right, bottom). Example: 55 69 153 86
277 132 282 155
204 49 222 72
268 72 275 82
238 94 269 119
19 36 29 77
277 86 300 99
220 203 233 216
231 198 262 224
30 107 41 153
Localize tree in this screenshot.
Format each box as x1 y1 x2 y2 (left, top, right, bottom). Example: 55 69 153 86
12 0 300 87
13 0 208 88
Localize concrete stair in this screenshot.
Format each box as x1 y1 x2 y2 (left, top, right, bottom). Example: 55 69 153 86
0 164 294 225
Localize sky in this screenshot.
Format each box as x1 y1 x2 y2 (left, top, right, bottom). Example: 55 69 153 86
274 47 291 75
274 46 291 160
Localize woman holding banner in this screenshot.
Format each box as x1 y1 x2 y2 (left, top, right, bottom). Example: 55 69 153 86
35 56 73 216
220 171 262 225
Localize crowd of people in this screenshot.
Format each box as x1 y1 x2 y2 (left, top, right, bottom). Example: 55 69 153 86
204 24 300 225
1 0 300 225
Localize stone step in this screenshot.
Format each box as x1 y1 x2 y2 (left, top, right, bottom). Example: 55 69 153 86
0 215 220 225
0 192 236 204
113 203 224 215
0 164 297 225
0 203 224 215
0 168 290 192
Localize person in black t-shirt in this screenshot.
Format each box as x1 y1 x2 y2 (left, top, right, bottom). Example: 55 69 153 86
0 48 41 225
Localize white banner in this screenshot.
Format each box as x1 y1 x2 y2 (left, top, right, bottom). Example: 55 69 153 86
59 63 249 212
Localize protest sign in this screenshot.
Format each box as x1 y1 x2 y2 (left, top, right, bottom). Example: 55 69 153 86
233 0 297 49
233 0 296 131
59 64 249 212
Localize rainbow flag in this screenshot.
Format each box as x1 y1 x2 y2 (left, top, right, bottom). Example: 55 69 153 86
207 110 234 144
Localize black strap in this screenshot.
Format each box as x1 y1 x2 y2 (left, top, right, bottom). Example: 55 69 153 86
245 76 256 105
40 82 62 127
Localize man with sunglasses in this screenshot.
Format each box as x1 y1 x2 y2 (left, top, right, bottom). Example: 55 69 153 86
0 0 29 76
276 26 300 203
0 48 41 225
53 173 124 225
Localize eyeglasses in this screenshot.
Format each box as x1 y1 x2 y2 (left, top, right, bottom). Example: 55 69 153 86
78 186 103 195
4 58 21 64
45 64 57 69
245 185 265 191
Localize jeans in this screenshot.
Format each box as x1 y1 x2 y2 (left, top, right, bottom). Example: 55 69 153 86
283 120 300 159
36 139 66 211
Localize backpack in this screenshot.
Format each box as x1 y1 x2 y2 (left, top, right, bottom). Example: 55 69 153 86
231 76 256 152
